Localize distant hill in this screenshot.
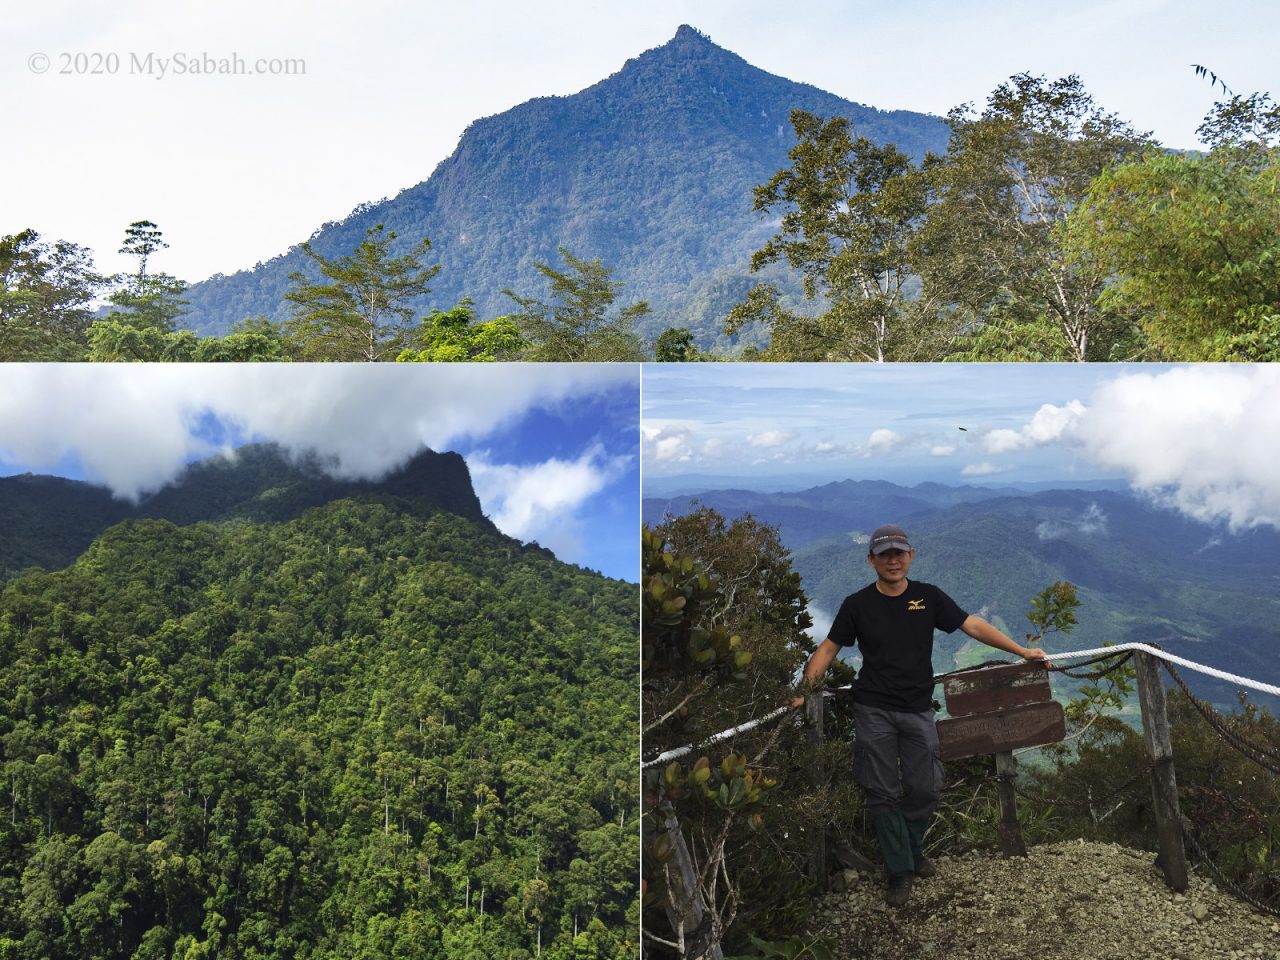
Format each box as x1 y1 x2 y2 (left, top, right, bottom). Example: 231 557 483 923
177 25 950 348
650 479 1280 708
643 479 1023 550
0 443 494 580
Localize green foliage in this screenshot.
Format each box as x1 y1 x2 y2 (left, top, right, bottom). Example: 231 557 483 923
397 299 526 362
653 327 700 362
505 249 648 361
0 229 103 361
0 476 637 957
102 221 189 337
1025 580 1079 643
643 511 834 957
728 110 937 361
917 74 1153 361
285 224 440 361
1069 93 1280 360
84 316 291 363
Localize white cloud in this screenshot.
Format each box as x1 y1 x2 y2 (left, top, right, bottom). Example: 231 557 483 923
866 428 901 453
467 444 629 558
0 364 630 501
1074 366 1280 530
983 400 1086 453
930 444 957 457
747 430 789 448
700 438 726 458
1036 502 1109 541
961 462 1000 477
643 424 694 464
806 605 834 644
814 440 837 453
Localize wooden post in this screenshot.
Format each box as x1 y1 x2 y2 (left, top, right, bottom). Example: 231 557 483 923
1134 650 1188 891
993 750 1026 857
805 692 827 891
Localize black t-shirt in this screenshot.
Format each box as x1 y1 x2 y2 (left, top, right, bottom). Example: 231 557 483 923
828 580 968 712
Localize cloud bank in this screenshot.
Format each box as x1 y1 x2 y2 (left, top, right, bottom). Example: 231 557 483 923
0 364 630 500
984 366 1280 531
1074 367 1280 530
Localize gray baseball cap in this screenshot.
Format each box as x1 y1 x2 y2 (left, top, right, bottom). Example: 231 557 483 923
869 524 912 555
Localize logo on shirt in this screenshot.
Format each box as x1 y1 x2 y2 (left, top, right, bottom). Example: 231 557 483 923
907 599 926 611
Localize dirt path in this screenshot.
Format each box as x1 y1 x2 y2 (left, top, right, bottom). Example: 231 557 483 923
806 841 1280 960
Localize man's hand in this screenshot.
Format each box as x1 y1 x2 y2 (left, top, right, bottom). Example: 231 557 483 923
1020 647 1047 663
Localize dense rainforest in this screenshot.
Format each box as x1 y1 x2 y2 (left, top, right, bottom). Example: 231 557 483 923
0 459 638 959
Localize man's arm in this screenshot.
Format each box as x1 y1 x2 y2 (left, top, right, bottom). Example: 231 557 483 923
960 615 1046 661
789 638 841 708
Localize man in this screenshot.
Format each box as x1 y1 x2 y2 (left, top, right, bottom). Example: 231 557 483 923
792 524 1045 906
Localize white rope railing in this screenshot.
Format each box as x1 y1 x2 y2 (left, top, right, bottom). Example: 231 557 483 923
641 643 1280 770
1042 643 1280 698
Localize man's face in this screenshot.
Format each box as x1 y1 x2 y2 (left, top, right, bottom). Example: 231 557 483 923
868 547 914 584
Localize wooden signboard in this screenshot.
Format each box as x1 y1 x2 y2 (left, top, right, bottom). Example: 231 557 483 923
936 662 1065 762
937 699 1066 761
942 660 1052 716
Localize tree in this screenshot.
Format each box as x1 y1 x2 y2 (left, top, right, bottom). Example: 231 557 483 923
504 248 648 361
642 511 817 958
285 225 440 361
1069 91 1280 359
0 229 103 360
87 317 291 362
915 74 1153 361
98 220 189 336
397 299 526 362
726 110 937 361
653 327 700 363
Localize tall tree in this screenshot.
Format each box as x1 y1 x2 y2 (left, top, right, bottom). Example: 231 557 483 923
726 110 938 361
94 220 189 344
0 229 103 360
915 74 1153 361
1069 90 1280 359
284 225 439 361
504 248 648 361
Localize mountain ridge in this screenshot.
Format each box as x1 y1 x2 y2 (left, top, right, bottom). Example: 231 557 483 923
177 25 950 343
0 443 503 580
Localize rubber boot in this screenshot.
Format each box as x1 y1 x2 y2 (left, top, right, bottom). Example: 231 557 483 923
905 816 936 878
872 809 914 878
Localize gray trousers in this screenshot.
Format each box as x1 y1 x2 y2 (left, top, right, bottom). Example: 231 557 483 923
852 702 943 821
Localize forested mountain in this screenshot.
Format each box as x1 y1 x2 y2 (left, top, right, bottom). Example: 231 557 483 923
177 25 948 345
650 480 1280 707
642 479 1022 550
0 444 491 581
0 451 637 958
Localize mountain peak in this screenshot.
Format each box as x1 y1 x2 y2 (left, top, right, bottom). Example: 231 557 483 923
670 23 714 45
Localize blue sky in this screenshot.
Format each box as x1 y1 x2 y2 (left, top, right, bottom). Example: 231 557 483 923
643 364 1280 533
0 364 640 581
5 0 1274 282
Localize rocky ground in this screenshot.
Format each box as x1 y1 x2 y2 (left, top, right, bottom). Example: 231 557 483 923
806 841 1280 960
